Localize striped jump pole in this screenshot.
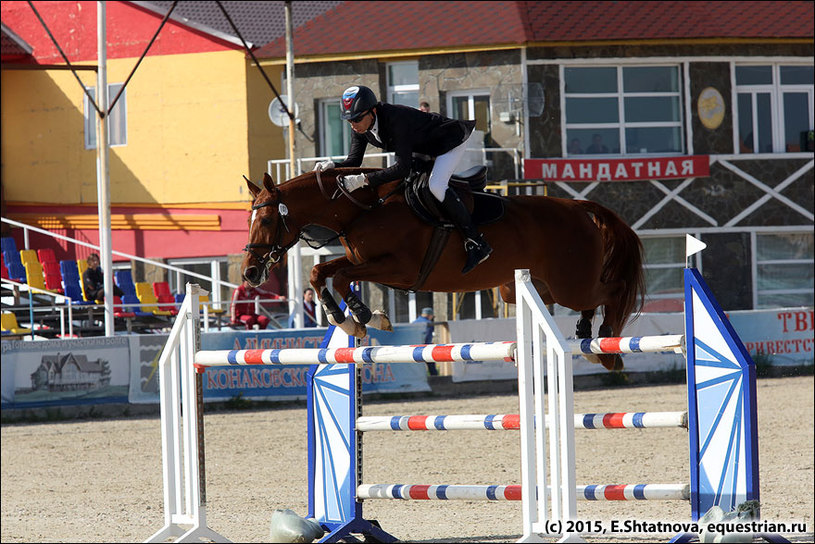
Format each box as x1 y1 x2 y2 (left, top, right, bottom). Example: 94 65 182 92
569 334 685 355
193 341 515 371
357 483 690 502
356 411 688 431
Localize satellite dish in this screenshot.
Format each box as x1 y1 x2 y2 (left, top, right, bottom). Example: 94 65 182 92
268 95 300 127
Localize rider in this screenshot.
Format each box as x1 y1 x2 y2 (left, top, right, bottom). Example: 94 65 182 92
313 85 492 275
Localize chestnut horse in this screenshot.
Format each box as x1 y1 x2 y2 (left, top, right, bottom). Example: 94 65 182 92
242 168 645 371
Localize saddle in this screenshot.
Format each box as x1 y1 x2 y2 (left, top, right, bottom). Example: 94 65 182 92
404 164 506 227
403 161 507 291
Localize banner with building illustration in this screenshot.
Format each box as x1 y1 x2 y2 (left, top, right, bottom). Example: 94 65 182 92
1 336 130 409
128 324 429 404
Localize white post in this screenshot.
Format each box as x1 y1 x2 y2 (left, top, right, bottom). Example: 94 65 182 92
96 1 114 337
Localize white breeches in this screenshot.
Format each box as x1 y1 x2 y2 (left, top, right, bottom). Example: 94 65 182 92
427 130 476 202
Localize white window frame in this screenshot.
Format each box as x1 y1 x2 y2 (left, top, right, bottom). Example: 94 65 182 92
561 64 684 157
751 230 814 308
386 60 419 107
733 63 815 155
639 234 701 312
318 99 351 158
446 89 492 127
84 83 127 149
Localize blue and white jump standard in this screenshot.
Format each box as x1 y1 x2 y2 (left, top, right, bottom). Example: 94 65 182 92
145 267 781 543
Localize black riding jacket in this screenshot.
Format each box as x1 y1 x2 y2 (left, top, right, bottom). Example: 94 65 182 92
334 102 476 188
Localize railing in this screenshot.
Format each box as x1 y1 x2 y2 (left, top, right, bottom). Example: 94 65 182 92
2 277 74 338
1 216 237 310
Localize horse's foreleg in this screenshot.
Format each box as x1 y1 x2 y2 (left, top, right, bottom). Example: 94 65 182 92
331 256 414 332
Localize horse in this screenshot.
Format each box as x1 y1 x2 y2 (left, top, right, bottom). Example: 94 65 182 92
242 168 645 371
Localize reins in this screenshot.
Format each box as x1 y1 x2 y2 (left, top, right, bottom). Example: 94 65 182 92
244 170 405 267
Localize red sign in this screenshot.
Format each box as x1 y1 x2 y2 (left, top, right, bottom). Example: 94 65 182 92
523 155 710 182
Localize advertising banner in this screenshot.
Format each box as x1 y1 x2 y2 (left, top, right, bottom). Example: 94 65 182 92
128 324 430 404
1 336 131 409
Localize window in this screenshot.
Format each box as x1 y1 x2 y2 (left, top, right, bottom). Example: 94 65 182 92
167 258 230 306
387 61 419 107
640 236 691 313
563 65 683 157
754 232 814 308
736 64 814 154
84 83 127 149
318 100 351 158
448 90 491 134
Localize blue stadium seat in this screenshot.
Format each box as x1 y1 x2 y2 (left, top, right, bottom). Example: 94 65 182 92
0 237 18 255
3 251 27 283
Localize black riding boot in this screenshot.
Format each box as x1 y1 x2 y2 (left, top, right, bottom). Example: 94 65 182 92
440 188 492 274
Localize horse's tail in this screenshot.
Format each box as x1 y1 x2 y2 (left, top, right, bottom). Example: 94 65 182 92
577 200 646 334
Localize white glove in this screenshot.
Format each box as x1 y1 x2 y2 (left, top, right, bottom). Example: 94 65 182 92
313 160 335 172
341 174 368 192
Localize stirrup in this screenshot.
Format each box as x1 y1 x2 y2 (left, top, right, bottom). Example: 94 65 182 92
462 238 492 274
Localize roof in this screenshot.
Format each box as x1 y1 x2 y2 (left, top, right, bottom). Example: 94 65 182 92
134 1 343 48
255 0 815 60
1 22 34 62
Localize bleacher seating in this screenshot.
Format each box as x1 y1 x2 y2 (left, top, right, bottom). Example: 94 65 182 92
37 248 58 264
152 281 179 315
2 311 32 337
115 269 137 297
76 258 103 303
24 259 47 291
0 237 18 254
1 254 9 280
3 250 26 283
135 282 172 316
42 261 64 294
59 260 89 304
19 249 39 267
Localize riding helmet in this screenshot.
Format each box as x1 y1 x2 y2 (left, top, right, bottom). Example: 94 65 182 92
341 86 378 121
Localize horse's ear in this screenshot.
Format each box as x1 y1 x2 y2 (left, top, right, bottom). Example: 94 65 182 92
263 172 277 195
245 175 261 198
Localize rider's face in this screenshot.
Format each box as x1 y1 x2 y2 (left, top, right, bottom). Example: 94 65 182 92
348 109 374 133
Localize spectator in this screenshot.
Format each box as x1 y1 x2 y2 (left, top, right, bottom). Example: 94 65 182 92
230 281 271 330
413 307 438 376
82 253 123 302
419 101 431 113
303 287 317 327
586 133 609 154
288 288 318 328
568 138 583 155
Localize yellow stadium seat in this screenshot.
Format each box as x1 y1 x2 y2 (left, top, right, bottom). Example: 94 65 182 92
19 249 39 266
24 260 47 291
2 312 32 336
76 259 102 303
135 282 172 316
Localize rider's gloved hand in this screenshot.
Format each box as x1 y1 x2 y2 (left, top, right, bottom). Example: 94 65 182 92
313 160 335 172
341 174 368 192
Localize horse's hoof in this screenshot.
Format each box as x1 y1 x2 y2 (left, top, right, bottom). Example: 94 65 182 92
351 321 368 338
599 354 624 372
582 353 603 366
368 310 393 332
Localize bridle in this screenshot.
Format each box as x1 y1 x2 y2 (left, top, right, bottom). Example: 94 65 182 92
244 170 402 270
243 197 299 272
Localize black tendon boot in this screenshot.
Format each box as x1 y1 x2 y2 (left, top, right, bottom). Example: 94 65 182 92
440 188 492 274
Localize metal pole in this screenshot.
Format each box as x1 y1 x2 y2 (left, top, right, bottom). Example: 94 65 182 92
97 1 114 336
284 0 303 328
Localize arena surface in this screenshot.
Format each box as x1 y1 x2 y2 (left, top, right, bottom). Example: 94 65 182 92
1 376 812 543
